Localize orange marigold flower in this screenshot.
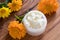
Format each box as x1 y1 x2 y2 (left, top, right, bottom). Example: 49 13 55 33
8 21 26 39
37 0 59 15
8 0 22 11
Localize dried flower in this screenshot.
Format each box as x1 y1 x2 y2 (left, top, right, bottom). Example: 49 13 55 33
37 0 59 15
0 7 11 18
8 21 26 39
8 0 22 11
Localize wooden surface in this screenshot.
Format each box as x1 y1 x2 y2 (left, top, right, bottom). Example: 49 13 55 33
0 0 60 40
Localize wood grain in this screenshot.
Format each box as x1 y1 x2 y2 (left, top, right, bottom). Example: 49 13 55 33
0 0 60 40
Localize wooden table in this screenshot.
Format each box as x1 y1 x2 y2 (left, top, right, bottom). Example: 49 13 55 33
0 0 60 40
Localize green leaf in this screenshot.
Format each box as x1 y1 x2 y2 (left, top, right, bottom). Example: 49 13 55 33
0 0 12 8
6 0 12 3
0 3 7 8
15 15 24 22
15 15 20 20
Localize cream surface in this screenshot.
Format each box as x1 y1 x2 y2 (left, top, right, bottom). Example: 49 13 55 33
22 10 47 36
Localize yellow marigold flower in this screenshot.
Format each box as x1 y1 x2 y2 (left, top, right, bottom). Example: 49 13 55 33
37 0 59 15
8 0 22 11
0 7 11 18
8 21 26 39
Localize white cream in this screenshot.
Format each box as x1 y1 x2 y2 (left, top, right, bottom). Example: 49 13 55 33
22 10 47 36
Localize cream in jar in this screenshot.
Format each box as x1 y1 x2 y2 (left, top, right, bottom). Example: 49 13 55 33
22 10 47 36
